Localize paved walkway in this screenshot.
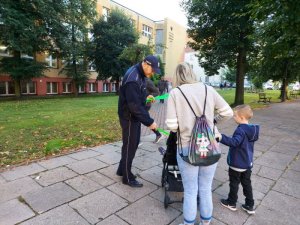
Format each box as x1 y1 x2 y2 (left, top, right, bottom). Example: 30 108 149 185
1 100 300 225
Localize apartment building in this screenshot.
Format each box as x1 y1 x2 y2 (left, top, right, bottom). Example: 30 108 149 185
0 0 186 97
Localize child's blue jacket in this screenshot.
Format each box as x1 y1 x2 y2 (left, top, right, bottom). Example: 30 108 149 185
221 124 260 169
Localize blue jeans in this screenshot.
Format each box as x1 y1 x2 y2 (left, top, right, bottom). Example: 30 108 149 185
177 148 217 225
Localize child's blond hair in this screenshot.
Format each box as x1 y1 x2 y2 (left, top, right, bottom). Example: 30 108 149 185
234 104 253 120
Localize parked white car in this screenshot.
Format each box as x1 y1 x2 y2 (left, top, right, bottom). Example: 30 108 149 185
292 83 300 91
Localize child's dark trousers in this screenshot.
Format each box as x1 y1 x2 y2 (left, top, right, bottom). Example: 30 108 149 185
227 168 254 207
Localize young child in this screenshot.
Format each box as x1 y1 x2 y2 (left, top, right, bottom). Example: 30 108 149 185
219 104 259 215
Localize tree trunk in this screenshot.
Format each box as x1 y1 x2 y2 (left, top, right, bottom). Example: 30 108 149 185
280 61 289 102
73 80 78 97
115 77 120 95
13 51 22 98
234 45 246 105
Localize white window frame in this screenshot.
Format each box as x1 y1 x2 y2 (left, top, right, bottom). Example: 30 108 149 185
63 82 72 93
103 83 109 92
45 52 58 68
46 82 58 94
78 85 85 93
103 7 109 21
89 83 96 93
111 83 116 92
0 81 15 96
142 24 152 38
88 62 96 71
21 81 36 95
0 45 12 57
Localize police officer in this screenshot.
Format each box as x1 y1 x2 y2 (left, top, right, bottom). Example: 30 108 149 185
117 55 160 188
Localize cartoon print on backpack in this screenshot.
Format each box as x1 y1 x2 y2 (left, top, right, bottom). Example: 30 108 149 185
196 133 209 157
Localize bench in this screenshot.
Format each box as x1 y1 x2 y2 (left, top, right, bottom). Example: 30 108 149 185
290 90 299 99
258 92 271 103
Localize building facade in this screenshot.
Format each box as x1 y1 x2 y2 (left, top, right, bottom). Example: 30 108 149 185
0 0 186 97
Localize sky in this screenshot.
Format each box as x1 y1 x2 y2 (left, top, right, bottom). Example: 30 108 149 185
112 0 188 27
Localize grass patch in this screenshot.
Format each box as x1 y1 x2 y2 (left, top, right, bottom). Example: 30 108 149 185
0 89 282 168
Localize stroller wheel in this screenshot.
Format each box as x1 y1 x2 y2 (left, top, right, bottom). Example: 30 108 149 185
164 192 170 208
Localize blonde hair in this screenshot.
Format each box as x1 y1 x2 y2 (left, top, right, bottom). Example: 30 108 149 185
234 104 253 120
173 62 198 87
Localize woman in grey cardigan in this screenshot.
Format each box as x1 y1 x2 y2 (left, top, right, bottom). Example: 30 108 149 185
166 63 233 225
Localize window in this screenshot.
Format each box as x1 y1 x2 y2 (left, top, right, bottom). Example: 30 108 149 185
89 62 96 71
63 82 72 93
103 7 109 21
78 85 85 93
142 24 152 38
111 83 116 92
47 82 58 94
103 83 109 92
0 81 15 95
0 45 12 57
21 81 36 94
155 29 163 54
45 52 58 68
89 83 96 92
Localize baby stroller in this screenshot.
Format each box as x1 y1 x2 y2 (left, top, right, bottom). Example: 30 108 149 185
159 131 184 208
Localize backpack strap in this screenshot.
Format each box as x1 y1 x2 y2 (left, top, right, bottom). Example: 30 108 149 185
177 84 207 116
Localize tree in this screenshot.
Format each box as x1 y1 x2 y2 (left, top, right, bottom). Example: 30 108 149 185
248 0 300 101
119 43 152 65
91 9 138 93
182 0 255 105
0 0 68 97
59 0 97 96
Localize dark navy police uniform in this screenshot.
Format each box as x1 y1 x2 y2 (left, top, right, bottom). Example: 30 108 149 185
117 63 154 184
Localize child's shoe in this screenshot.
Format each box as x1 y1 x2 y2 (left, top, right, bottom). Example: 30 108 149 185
242 204 255 214
220 199 237 211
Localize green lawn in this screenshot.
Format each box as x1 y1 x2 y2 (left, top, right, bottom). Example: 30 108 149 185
0 89 282 168
0 95 121 167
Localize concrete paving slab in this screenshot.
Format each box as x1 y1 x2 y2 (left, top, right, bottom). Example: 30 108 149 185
117 196 181 225
19 204 90 225
22 182 81 213
272 177 300 198
85 171 115 187
132 155 161 170
90 144 121 154
257 165 283 180
95 151 121 165
139 165 163 186
212 193 249 225
149 188 183 211
107 179 157 203
66 158 108 174
69 188 128 224
289 159 300 172
68 149 101 160
261 190 300 220
37 155 77 170
1 163 46 181
0 175 7 184
65 175 103 194
96 215 129 225
244 205 298 225
0 199 35 225
32 166 77 186
282 169 300 183
0 177 42 203
98 164 141 182
251 174 275 194
254 151 295 170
